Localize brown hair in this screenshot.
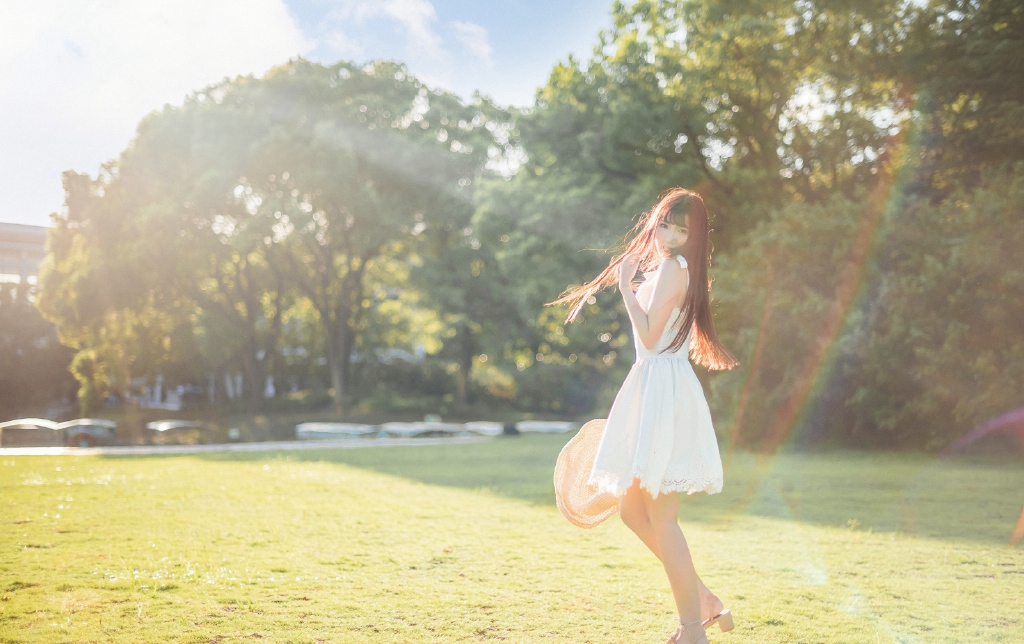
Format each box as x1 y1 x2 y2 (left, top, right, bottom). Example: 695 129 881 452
550 188 737 370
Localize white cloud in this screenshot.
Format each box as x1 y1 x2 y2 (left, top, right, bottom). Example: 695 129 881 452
313 0 454 98
320 0 446 63
324 29 366 59
382 0 445 61
0 0 311 225
453 21 493 67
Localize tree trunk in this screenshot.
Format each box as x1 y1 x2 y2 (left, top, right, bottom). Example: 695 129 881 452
325 318 350 414
239 347 265 409
456 323 476 407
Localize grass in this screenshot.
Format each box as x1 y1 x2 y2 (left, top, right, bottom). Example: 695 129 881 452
1 434 1022 643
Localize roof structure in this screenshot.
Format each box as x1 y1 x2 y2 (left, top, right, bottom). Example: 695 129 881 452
0 222 48 284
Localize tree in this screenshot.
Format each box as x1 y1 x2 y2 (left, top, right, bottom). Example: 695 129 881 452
0 282 76 420
903 0 1024 192
707 191 884 450
473 0 912 416
519 0 910 243
38 171 191 412
234 60 497 411
410 192 521 407
842 164 1024 448
39 59 501 413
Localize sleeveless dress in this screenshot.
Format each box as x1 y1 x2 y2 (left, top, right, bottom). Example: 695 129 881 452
588 255 724 498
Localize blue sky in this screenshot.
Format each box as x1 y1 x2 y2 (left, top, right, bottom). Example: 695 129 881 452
288 0 615 106
0 0 615 228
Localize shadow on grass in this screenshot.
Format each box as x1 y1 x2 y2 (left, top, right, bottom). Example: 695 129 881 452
103 433 1024 545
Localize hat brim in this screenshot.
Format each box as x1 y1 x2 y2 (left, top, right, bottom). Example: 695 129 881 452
554 419 619 528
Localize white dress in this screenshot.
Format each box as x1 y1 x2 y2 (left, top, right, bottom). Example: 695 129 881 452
588 255 724 498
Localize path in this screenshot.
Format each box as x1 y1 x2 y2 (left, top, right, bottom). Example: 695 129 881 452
0 435 492 457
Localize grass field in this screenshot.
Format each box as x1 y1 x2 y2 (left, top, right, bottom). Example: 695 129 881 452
2 434 1022 643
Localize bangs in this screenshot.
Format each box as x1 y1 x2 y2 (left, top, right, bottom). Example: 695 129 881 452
661 204 689 228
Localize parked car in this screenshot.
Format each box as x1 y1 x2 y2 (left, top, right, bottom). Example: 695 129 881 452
0 418 62 447
145 420 213 445
515 420 576 433
58 419 117 447
296 422 376 440
0 418 118 448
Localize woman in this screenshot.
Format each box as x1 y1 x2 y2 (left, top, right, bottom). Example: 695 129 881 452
553 188 737 644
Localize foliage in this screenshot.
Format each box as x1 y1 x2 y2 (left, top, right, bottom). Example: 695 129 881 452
904 0 1024 192
36 171 193 411
843 164 1024 448
472 0 917 417
37 59 504 414
707 164 1024 450
708 193 870 449
517 0 909 237
498 0 1024 445
472 173 638 412
0 283 75 420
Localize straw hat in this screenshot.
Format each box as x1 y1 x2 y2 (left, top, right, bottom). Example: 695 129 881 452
554 419 619 528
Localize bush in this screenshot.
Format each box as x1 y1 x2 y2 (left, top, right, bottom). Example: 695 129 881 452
708 194 865 449
709 165 1024 451
844 164 1024 448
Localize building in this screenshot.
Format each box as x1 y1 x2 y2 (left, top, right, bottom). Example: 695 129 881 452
0 222 48 285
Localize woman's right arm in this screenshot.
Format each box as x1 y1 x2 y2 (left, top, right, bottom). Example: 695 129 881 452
617 255 687 350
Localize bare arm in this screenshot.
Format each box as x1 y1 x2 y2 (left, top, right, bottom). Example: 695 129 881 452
617 255 688 350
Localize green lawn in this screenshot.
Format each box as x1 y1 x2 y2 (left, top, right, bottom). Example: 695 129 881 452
2 435 1022 643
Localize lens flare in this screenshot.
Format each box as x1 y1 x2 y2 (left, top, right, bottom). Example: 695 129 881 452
724 265 773 461
944 407 1024 457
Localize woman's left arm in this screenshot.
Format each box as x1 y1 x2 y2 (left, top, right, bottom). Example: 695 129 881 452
618 256 687 350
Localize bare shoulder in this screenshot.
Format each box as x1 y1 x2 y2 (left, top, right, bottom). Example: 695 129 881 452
656 256 686 281
652 257 688 295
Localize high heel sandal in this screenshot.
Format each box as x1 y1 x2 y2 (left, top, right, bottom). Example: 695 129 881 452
702 608 734 633
699 589 734 633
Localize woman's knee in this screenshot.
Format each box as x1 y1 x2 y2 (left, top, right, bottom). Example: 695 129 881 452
614 487 647 528
643 493 682 529
650 515 681 537
619 496 650 531
621 510 649 534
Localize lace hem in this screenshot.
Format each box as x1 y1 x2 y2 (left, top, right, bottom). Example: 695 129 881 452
590 469 722 499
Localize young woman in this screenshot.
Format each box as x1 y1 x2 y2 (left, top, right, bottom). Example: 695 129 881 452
553 188 737 644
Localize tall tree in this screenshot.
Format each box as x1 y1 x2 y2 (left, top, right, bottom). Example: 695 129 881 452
234 60 498 411
38 171 191 412
0 282 76 420
475 0 911 415
903 0 1024 191
39 59 501 413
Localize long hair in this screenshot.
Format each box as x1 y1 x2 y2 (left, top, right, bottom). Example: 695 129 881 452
550 188 738 371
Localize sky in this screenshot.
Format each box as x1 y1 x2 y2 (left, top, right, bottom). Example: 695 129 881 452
0 0 615 228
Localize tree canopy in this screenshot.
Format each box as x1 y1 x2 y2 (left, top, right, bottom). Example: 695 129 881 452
39 59 508 414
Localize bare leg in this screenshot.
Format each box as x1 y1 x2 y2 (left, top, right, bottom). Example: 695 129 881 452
619 480 724 621
619 480 661 555
642 488 700 625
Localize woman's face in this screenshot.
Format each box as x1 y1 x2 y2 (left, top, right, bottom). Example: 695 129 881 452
655 215 689 256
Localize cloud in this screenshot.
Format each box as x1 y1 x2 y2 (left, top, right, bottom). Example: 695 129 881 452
382 0 445 61
453 21 493 67
0 0 311 225
320 0 446 63
314 0 454 96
